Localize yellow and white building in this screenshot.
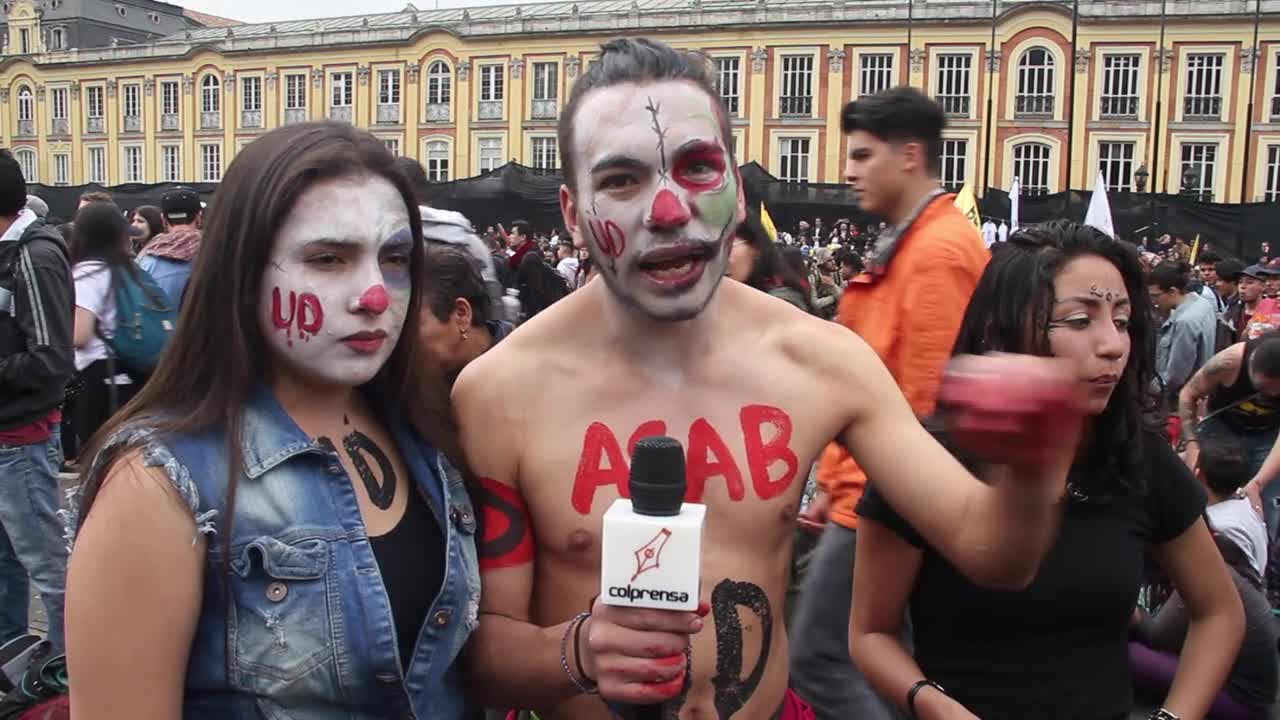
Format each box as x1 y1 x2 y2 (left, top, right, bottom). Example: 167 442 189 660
2 0 1279 202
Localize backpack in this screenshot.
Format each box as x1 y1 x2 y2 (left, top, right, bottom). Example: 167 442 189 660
515 253 569 320
105 264 175 375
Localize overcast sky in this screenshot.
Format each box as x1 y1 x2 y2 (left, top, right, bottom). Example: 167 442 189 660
182 0 559 24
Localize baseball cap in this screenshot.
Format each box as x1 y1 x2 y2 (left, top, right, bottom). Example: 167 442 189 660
161 187 202 224
1244 264 1267 280
1267 258 1280 274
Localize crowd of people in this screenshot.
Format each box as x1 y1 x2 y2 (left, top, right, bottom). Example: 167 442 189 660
0 34 1274 720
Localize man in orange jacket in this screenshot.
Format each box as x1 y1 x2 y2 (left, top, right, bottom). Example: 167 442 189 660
790 87 989 718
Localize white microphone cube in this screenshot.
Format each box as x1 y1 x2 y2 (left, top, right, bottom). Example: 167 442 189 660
600 499 705 612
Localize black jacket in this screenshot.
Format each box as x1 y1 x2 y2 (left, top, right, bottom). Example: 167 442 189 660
0 216 74 431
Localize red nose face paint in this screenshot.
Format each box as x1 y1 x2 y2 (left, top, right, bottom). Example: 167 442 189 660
359 285 390 314
649 188 691 227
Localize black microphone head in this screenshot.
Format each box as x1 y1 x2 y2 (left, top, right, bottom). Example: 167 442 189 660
629 436 686 517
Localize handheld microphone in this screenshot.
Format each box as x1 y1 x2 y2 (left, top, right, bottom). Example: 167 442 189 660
600 436 706 720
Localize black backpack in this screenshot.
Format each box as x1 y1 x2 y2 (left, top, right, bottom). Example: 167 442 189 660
516 252 568 319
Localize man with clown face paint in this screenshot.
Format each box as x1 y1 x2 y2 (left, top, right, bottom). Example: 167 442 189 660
458 38 1087 720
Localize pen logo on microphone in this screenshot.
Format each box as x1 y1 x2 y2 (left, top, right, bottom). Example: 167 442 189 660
632 528 672 582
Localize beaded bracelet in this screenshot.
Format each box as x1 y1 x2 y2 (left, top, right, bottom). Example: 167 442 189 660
560 611 598 696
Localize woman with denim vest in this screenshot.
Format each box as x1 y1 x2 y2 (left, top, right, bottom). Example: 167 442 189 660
63 123 481 719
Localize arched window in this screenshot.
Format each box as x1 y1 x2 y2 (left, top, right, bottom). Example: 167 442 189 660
1016 47 1055 116
426 61 452 122
14 148 37 183
1013 142 1052 196
16 86 33 122
425 139 450 182
201 74 220 113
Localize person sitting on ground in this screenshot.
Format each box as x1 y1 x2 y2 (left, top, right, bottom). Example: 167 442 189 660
1130 531 1277 720
1196 437 1269 579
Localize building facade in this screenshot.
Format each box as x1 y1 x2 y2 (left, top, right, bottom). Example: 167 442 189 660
2 0 197 55
1 0 1278 202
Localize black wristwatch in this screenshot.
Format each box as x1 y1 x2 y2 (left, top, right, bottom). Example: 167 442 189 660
1149 709 1181 720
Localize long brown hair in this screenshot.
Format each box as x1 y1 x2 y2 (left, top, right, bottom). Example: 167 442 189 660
75 122 471 533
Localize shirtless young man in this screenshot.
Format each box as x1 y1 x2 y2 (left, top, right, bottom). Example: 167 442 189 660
456 38 1082 720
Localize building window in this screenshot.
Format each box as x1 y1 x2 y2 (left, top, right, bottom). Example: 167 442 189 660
49 27 65 50
479 136 504 173
123 146 143 183
1098 141 1135 192
714 57 740 116
426 61 452 122
1015 47 1055 116
162 145 181 182
382 138 400 156
161 80 180 115
426 140 450 182
285 74 307 109
1180 142 1217 201
87 146 106 184
531 136 558 170
779 55 814 117
149 11 159 23
935 53 973 117
859 53 894 97
1266 145 1280 202
1013 142 1052 196
86 85 104 119
13 149 36 183
480 64 504 102
331 72 353 106
532 62 558 120
16 86 33 122
201 143 222 182
1272 54 1280 120
201 74 221 113
778 136 811 183
115 4 126 17
123 83 140 118
939 138 967 192
19 28 29 54
377 69 401 124
53 153 70 185
1183 53 1224 120
50 86 68 134
1101 54 1141 118
241 76 262 112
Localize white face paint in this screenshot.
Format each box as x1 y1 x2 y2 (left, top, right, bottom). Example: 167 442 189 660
566 80 744 322
259 174 414 389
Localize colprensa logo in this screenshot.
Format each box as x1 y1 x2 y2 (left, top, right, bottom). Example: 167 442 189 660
632 528 672 582
607 584 690 604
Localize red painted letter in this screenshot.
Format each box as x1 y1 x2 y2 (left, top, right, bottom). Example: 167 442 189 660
740 405 798 500
571 422 629 515
297 293 324 335
477 477 535 571
271 287 295 330
685 418 745 503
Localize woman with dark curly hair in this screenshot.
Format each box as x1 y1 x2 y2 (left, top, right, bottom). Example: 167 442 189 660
851 221 1245 720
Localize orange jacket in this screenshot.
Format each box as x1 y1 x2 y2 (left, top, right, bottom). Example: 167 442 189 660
819 194 988 530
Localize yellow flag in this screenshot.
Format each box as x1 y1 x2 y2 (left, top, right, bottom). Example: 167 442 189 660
761 204 779 243
1189 234 1201 265
953 183 981 230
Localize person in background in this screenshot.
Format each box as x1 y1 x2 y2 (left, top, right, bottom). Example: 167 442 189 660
810 246 842 318
67 203 142 449
419 243 514 387
77 191 114 213
791 86 989 720
727 211 813 313
796 220 812 245
1234 266 1267 343
1265 259 1280 299
1130 529 1276 720
24 195 48 221
836 248 863 286
137 187 203 309
853 221 1243 720
505 220 537 270
1215 259 1246 351
981 217 998 248
0 149 73 654
128 205 163 254
554 239 580 290
1197 437 1269 579
1194 250 1223 311
1148 262 1217 424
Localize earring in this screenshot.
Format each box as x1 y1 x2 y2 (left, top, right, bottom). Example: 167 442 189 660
460 328 469 341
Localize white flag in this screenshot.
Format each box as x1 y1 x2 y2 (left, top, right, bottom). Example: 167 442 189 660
1010 176 1021 231
1084 170 1115 238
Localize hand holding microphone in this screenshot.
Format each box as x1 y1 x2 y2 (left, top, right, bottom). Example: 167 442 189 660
579 437 708 710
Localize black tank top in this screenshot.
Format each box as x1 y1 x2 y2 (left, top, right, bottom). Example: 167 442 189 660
370 486 445 670
1206 335 1280 434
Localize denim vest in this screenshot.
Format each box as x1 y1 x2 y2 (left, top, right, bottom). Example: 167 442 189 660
71 387 480 719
